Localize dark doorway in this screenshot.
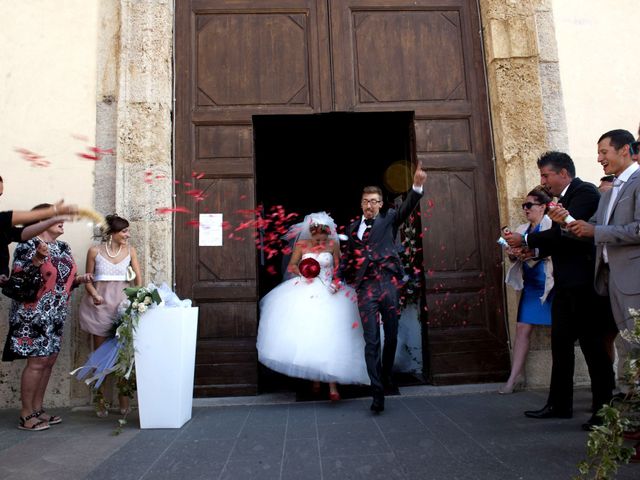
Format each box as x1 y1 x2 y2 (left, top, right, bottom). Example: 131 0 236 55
254 111 419 394
254 111 416 294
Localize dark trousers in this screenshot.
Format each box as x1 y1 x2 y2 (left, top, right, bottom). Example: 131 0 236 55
547 286 614 412
357 270 399 398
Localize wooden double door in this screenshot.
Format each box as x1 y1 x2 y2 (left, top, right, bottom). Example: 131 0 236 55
175 0 509 396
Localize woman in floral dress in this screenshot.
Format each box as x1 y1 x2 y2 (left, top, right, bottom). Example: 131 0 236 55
2 205 92 431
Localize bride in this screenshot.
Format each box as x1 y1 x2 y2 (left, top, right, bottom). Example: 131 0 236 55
257 212 370 400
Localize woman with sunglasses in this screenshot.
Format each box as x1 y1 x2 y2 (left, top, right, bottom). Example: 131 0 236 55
500 186 554 394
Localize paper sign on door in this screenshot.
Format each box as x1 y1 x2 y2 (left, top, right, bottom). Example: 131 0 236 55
199 214 223 246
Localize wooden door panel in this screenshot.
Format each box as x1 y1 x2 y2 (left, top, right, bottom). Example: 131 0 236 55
197 125 253 159
195 178 256 282
415 119 471 152
421 171 481 272
330 0 470 111
177 0 331 396
330 0 508 384
198 303 258 338
351 10 466 103
192 0 332 114
196 13 310 106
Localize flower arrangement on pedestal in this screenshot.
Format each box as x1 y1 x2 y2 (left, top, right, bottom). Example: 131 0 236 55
113 286 163 382
71 285 162 433
577 309 640 478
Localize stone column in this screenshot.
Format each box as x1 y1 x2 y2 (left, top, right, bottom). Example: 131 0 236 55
534 1 569 151
115 0 174 284
70 0 175 407
479 0 577 387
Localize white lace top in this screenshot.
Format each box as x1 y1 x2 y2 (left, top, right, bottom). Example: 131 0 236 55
93 251 130 282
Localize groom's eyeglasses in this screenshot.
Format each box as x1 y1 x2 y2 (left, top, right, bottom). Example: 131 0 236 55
361 199 381 206
521 202 542 210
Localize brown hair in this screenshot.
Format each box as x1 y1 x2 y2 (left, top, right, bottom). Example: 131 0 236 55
24 203 53 227
102 214 130 237
309 223 330 236
362 186 383 197
526 186 552 214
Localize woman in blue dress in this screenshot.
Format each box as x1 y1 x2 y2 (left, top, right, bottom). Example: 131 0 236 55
500 187 554 394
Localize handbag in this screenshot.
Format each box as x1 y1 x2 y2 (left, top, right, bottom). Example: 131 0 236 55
126 265 136 282
1 270 43 302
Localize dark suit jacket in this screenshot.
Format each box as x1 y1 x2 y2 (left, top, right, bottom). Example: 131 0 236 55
338 189 422 288
526 178 600 289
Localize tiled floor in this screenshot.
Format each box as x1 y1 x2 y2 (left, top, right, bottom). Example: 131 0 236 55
0 387 637 480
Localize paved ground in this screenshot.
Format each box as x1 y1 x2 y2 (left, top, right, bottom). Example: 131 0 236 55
0 385 637 480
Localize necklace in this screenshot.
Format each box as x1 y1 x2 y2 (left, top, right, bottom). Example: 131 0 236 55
105 240 122 258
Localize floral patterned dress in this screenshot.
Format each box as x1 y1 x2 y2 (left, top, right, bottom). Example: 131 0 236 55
2 239 77 361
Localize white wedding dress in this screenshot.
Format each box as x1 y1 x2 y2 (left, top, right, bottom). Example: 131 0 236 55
257 252 370 385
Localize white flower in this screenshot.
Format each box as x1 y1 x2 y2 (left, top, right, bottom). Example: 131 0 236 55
137 304 147 314
143 296 152 305
117 299 130 316
132 301 139 309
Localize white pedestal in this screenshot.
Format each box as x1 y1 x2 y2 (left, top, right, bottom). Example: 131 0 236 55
133 307 199 429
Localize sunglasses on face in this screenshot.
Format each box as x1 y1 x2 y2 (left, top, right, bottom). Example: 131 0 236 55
361 199 381 206
522 202 542 210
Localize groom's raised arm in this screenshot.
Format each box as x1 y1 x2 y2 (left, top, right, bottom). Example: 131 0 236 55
395 160 427 227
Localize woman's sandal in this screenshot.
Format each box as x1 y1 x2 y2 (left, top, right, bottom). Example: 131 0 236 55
18 412 49 431
34 408 62 425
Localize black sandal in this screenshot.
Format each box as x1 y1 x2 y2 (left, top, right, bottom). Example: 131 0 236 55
18 412 49 431
34 408 62 425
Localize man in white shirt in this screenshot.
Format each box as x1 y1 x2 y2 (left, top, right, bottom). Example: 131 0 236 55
568 129 640 333
567 129 640 411
338 161 426 413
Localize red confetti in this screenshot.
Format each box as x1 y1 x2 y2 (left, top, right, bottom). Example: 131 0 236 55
89 147 114 155
155 206 191 214
15 147 50 167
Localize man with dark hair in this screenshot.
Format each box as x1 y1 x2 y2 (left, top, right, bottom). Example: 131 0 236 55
505 151 614 430
598 175 615 193
565 128 640 399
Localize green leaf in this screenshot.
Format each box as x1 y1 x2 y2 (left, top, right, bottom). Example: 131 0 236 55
151 289 162 305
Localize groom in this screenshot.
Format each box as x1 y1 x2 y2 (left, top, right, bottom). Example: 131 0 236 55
338 161 427 413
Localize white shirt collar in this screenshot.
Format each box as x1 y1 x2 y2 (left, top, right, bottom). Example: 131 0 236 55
616 162 639 184
559 183 570 198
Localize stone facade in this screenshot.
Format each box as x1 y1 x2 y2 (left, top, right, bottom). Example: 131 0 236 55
2 0 590 408
480 0 590 388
